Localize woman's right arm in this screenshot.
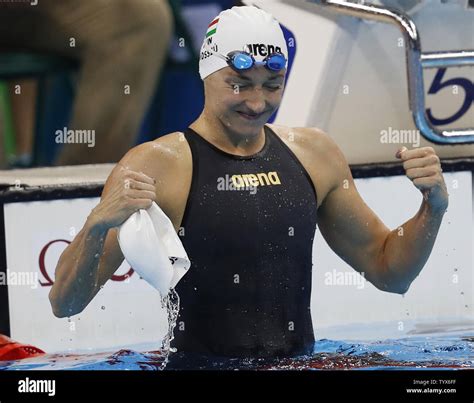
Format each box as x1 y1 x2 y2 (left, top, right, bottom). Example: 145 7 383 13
49 163 156 318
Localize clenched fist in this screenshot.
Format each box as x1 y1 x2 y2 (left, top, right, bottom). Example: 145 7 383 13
396 146 449 214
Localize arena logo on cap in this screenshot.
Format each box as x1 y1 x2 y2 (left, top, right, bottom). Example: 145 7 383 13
245 43 282 57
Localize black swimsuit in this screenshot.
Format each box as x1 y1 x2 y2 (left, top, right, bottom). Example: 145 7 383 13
172 124 318 358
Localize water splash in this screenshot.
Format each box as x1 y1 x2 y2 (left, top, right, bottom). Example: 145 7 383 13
159 288 180 369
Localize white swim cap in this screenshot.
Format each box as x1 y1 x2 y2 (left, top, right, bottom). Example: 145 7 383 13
199 6 288 80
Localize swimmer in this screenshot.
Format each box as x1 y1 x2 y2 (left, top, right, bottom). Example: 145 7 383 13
49 6 449 359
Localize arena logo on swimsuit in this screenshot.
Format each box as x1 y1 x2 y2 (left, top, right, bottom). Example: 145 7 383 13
231 171 281 188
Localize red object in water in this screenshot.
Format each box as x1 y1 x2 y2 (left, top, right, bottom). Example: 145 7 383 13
0 334 45 361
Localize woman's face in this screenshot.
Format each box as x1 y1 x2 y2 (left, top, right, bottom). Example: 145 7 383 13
204 65 286 138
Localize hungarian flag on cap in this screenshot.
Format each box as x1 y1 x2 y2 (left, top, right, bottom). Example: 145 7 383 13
206 18 219 38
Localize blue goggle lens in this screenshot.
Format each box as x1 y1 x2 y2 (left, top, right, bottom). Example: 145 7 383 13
232 53 254 70
266 53 286 71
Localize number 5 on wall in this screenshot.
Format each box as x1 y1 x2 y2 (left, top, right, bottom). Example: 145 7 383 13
427 68 474 126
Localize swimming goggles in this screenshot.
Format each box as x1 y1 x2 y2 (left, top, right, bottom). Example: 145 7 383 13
215 50 287 73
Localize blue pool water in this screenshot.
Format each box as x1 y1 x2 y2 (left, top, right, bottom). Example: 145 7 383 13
0 333 472 370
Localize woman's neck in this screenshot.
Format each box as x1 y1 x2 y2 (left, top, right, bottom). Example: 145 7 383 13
190 112 266 156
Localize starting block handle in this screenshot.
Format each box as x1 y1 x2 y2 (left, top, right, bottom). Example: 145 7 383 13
311 0 474 144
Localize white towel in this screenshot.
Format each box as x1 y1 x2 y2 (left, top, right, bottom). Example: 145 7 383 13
117 202 190 297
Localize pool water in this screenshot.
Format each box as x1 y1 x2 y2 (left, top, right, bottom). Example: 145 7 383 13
0 333 472 370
